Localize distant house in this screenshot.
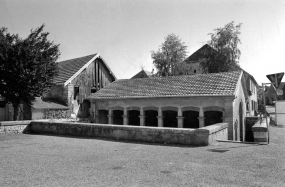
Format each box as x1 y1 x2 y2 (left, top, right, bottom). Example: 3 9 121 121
131 70 153 79
89 71 249 141
184 44 259 116
183 44 216 75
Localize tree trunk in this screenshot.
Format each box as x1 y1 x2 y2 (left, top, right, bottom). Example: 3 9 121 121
12 103 19 121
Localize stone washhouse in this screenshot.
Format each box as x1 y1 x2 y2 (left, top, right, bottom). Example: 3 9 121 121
89 71 249 141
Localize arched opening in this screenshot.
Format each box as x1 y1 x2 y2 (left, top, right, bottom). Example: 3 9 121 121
163 110 178 128
145 110 158 127
239 102 243 141
113 110 123 125
98 110 108 124
128 110 140 126
183 110 199 128
204 111 223 126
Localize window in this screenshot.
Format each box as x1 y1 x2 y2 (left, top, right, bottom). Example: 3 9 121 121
194 70 196 73
74 87 79 100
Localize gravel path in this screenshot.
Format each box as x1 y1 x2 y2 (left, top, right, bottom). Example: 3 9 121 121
1 125 285 187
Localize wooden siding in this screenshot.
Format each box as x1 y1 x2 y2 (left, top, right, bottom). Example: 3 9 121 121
71 58 114 104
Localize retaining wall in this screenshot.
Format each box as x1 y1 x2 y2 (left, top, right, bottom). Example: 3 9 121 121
29 121 228 146
0 121 31 135
0 120 228 146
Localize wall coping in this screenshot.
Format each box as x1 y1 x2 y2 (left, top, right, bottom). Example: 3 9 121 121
252 117 268 132
197 123 228 134
0 119 53 126
0 120 32 126
31 121 198 134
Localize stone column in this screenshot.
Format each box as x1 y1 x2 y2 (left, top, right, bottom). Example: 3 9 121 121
177 108 184 128
221 110 225 122
198 107 205 128
177 117 184 128
157 107 163 127
66 83 74 107
108 108 113 124
123 108 128 125
139 108 145 126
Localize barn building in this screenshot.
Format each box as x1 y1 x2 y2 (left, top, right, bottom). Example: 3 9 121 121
42 53 116 119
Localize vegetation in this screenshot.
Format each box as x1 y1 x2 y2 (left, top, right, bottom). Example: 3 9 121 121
151 34 188 76
0 24 60 120
200 21 242 73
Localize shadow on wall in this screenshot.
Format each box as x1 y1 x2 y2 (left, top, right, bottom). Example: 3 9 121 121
76 100 90 118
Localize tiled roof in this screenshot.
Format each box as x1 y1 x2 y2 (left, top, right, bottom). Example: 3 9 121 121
32 97 69 109
89 71 241 99
53 54 97 84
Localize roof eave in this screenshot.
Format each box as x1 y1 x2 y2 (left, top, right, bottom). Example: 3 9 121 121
89 94 236 101
63 53 100 86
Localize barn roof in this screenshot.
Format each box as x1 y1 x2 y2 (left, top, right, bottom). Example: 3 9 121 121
53 53 116 85
89 71 242 100
131 70 153 79
184 44 217 63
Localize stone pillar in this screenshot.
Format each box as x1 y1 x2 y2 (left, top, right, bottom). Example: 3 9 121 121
123 108 128 125
108 108 113 124
222 110 225 122
198 107 205 128
157 107 163 127
139 108 145 126
66 83 74 107
177 117 184 128
177 108 184 128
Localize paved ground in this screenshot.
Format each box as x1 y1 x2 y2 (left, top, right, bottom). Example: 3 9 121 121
1 119 285 186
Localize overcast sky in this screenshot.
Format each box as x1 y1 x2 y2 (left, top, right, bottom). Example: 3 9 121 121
1 0 284 84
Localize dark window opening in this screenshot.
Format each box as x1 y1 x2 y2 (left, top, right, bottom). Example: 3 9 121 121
194 70 196 73
204 111 223 126
74 87 79 100
128 110 140 126
113 110 123 125
145 110 158 127
98 110 108 124
163 110 178 128
183 110 199 128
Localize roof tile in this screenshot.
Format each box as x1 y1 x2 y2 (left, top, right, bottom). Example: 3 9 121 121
89 71 241 99
53 54 97 84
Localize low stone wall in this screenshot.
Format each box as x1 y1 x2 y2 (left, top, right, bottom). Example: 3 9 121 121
252 118 268 143
29 121 228 146
0 120 228 146
0 121 31 135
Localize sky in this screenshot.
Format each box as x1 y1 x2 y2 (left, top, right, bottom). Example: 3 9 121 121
1 0 284 84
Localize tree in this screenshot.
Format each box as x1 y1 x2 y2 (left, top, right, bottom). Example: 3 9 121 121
200 21 242 73
151 33 188 77
0 24 60 120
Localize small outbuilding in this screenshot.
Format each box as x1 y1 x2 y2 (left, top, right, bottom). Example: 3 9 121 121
89 71 249 141
31 97 69 120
